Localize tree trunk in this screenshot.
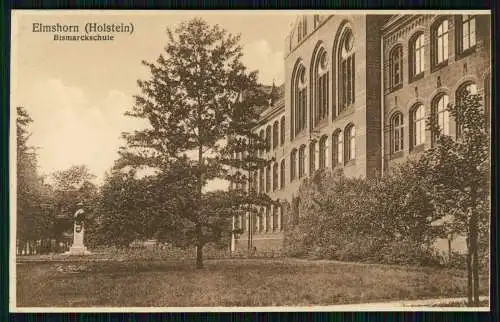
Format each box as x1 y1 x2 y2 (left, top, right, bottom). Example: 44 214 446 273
466 235 473 306
470 205 480 306
196 243 204 269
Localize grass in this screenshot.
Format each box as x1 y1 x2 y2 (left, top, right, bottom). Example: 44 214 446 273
16 258 489 307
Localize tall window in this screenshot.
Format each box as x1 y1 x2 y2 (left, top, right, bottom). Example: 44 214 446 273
313 48 329 127
299 145 306 178
319 136 328 169
265 164 271 192
456 83 477 138
290 149 297 181
391 113 404 153
292 64 307 137
339 29 355 113
259 129 264 156
433 19 449 66
259 168 264 193
298 21 303 42
280 159 285 189
280 116 285 146
390 45 403 88
272 163 278 191
410 33 425 79
252 171 258 192
458 15 476 53
344 124 356 162
434 94 450 139
273 205 279 232
302 16 307 38
309 140 317 174
332 130 342 167
272 121 279 149
266 206 271 232
411 104 426 148
266 125 271 152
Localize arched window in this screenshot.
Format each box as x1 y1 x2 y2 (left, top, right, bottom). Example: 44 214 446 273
432 18 449 67
299 145 306 178
266 125 272 152
410 33 425 80
433 94 450 139
290 149 297 181
390 45 403 88
339 29 355 113
309 140 317 174
272 121 279 149
411 104 426 148
319 135 328 169
457 15 476 54
259 129 264 156
344 124 356 162
456 83 477 138
391 113 404 154
265 163 271 192
312 47 329 127
332 130 342 167
280 116 285 146
292 64 307 137
280 159 285 189
273 162 278 191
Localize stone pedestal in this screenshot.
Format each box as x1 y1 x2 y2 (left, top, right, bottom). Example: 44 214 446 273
66 222 91 256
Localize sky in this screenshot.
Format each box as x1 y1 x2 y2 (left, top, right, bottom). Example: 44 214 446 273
11 11 297 187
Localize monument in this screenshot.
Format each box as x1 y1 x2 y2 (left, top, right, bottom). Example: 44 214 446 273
66 202 91 255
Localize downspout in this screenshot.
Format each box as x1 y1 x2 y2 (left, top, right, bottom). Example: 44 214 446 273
380 33 385 177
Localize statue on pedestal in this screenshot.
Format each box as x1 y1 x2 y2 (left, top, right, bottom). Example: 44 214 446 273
65 202 91 256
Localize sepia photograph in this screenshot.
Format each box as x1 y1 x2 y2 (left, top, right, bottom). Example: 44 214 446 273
10 10 491 312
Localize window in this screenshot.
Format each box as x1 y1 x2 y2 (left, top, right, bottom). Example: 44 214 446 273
391 113 404 154
319 136 328 169
410 33 425 79
290 149 297 181
456 83 477 138
266 206 271 232
309 140 317 174
272 121 279 149
252 171 258 192
332 130 342 167
265 164 271 192
302 16 307 38
298 21 303 42
273 205 279 232
458 15 476 54
390 45 403 88
259 168 264 193
266 125 271 152
313 48 329 127
280 159 285 189
411 104 426 148
433 94 450 139
344 124 356 162
273 163 278 191
299 145 306 178
432 19 449 67
292 63 307 137
280 116 285 145
339 29 355 113
259 130 264 156
258 209 264 232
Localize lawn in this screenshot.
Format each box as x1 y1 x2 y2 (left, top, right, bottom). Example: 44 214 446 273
16 258 489 307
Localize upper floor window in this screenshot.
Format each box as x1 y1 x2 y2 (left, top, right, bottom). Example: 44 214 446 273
319 136 328 169
339 29 355 113
309 140 317 174
298 145 306 178
391 113 404 154
290 149 297 181
259 130 264 156
265 163 271 193
432 19 449 67
266 125 271 152
433 94 450 139
272 121 279 149
390 45 403 89
280 116 285 146
313 48 329 127
259 168 264 193
292 63 307 137
410 33 425 80
344 124 356 162
458 15 476 54
411 104 426 148
456 83 477 138
332 130 342 167
280 159 285 189
272 163 278 191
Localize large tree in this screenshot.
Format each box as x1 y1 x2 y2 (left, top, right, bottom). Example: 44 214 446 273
418 90 490 306
121 18 270 268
